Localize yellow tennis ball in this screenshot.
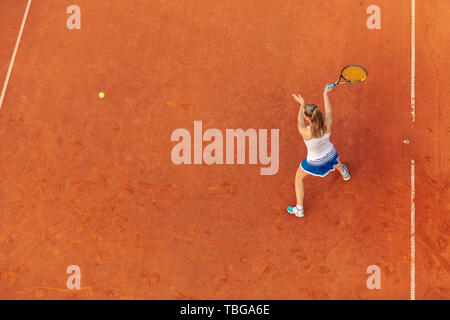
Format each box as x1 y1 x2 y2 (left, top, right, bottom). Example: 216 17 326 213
99 92 105 98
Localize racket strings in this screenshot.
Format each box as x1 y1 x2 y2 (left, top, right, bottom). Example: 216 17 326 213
341 65 367 82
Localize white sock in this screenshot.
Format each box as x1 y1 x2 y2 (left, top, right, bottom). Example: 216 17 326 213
296 204 303 210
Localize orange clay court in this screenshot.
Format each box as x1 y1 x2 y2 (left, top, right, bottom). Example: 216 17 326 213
0 0 449 300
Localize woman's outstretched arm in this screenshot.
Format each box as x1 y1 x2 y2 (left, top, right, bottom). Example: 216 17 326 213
323 85 333 131
292 93 309 137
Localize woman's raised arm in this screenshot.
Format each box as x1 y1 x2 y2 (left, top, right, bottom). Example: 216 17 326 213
323 86 333 131
292 93 310 137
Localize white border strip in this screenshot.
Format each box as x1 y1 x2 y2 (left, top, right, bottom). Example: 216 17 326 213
410 0 416 301
0 0 32 111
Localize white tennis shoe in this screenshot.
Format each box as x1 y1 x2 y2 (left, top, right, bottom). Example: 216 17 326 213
341 164 350 181
287 205 304 218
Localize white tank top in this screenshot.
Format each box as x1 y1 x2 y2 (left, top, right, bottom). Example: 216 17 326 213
303 130 335 163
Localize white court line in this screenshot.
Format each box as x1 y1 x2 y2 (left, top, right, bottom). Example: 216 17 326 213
0 0 33 111
411 160 415 300
410 0 416 301
411 0 416 123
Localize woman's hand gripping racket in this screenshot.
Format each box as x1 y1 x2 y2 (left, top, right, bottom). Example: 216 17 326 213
324 65 368 90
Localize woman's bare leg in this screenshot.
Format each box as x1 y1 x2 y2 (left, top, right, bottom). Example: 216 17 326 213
295 166 309 206
334 157 345 174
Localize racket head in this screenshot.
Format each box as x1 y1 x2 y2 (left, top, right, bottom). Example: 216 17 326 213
340 65 368 83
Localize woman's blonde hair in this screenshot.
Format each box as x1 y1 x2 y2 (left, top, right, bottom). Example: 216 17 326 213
304 104 326 138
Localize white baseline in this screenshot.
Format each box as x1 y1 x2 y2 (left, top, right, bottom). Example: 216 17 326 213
410 0 416 301
0 0 33 111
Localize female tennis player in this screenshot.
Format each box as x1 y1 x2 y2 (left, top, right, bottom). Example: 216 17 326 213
287 85 350 218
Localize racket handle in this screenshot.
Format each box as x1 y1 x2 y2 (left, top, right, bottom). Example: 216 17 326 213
324 83 337 90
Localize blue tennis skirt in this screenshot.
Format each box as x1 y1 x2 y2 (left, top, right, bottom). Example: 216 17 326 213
300 148 339 177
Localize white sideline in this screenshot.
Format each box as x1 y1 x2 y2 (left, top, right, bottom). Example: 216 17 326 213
411 160 415 300
410 0 416 301
0 0 32 111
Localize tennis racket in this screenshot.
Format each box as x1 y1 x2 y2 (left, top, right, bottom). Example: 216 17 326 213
324 65 368 90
